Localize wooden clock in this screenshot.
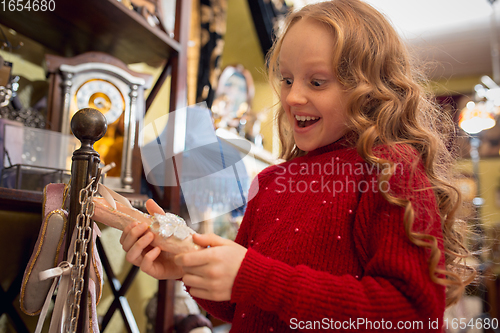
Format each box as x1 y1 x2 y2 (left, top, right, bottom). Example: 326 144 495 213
46 52 152 193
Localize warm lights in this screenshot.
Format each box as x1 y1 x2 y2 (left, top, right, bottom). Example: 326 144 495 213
458 101 497 134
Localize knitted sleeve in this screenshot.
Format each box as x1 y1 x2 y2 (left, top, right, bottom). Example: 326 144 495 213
229 157 446 330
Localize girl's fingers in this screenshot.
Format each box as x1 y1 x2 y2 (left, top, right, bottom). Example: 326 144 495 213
187 286 227 302
120 222 149 251
175 250 212 268
140 247 162 272
119 221 137 245
145 199 165 216
188 288 212 301
182 273 208 290
192 233 228 247
125 231 154 265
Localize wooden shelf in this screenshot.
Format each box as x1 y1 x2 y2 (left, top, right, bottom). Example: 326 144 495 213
0 188 42 213
0 0 180 66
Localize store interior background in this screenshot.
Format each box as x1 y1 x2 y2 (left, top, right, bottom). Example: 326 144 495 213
1 0 500 332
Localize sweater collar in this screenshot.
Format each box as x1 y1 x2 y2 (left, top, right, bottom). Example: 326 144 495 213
306 134 354 157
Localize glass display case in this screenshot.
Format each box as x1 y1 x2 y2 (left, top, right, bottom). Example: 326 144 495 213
1 123 77 191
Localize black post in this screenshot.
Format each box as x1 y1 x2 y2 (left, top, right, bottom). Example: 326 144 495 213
67 108 107 333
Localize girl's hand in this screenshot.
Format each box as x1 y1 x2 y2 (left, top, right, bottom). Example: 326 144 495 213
174 233 247 302
119 199 184 280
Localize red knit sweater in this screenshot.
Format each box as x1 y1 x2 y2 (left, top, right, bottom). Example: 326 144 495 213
193 138 446 332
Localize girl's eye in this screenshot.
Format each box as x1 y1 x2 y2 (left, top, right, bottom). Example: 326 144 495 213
281 78 293 86
311 80 324 87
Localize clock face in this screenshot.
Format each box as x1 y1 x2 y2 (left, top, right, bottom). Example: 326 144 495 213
75 79 125 124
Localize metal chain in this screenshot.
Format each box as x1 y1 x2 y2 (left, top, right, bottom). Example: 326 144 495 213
66 176 98 333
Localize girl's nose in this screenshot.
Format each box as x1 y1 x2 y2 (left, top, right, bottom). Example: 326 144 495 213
285 84 307 106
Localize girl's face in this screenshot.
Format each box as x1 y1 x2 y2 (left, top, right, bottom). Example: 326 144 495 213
279 18 349 152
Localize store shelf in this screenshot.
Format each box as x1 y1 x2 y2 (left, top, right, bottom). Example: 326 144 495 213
0 188 42 212
0 0 180 66
0 0 190 330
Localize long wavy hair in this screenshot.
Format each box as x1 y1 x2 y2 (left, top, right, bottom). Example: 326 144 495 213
267 0 475 307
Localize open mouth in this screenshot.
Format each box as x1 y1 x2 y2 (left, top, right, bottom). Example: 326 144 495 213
295 115 320 128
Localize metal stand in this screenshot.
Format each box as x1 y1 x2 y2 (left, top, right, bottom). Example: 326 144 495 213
66 108 107 333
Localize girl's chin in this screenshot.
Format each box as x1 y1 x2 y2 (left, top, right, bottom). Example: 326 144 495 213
294 140 317 152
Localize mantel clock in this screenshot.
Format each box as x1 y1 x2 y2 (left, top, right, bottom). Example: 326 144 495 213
46 52 152 193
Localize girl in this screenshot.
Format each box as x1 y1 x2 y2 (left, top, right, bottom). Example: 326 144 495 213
120 0 476 331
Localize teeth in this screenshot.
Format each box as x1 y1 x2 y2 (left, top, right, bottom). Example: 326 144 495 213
295 115 319 121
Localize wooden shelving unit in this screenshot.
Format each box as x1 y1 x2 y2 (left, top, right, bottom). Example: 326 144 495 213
0 0 179 66
0 0 191 332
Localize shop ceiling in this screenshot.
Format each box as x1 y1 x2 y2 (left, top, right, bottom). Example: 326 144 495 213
297 0 500 81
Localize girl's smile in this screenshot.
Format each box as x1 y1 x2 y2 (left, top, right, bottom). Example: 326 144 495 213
292 113 321 133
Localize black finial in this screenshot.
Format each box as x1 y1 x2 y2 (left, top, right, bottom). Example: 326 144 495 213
71 108 107 143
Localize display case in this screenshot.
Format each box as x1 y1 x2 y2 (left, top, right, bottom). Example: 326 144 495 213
1 123 77 191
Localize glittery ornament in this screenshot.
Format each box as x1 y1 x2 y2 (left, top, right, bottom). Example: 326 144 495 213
150 213 195 240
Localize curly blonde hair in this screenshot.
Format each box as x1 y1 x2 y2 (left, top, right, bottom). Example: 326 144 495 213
267 0 475 307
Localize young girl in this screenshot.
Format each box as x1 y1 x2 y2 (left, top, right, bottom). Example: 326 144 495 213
120 0 475 331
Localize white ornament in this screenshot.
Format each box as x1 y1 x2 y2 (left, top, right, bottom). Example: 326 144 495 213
149 213 195 240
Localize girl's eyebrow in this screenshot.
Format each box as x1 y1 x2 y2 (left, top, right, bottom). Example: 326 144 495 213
306 68 334 78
